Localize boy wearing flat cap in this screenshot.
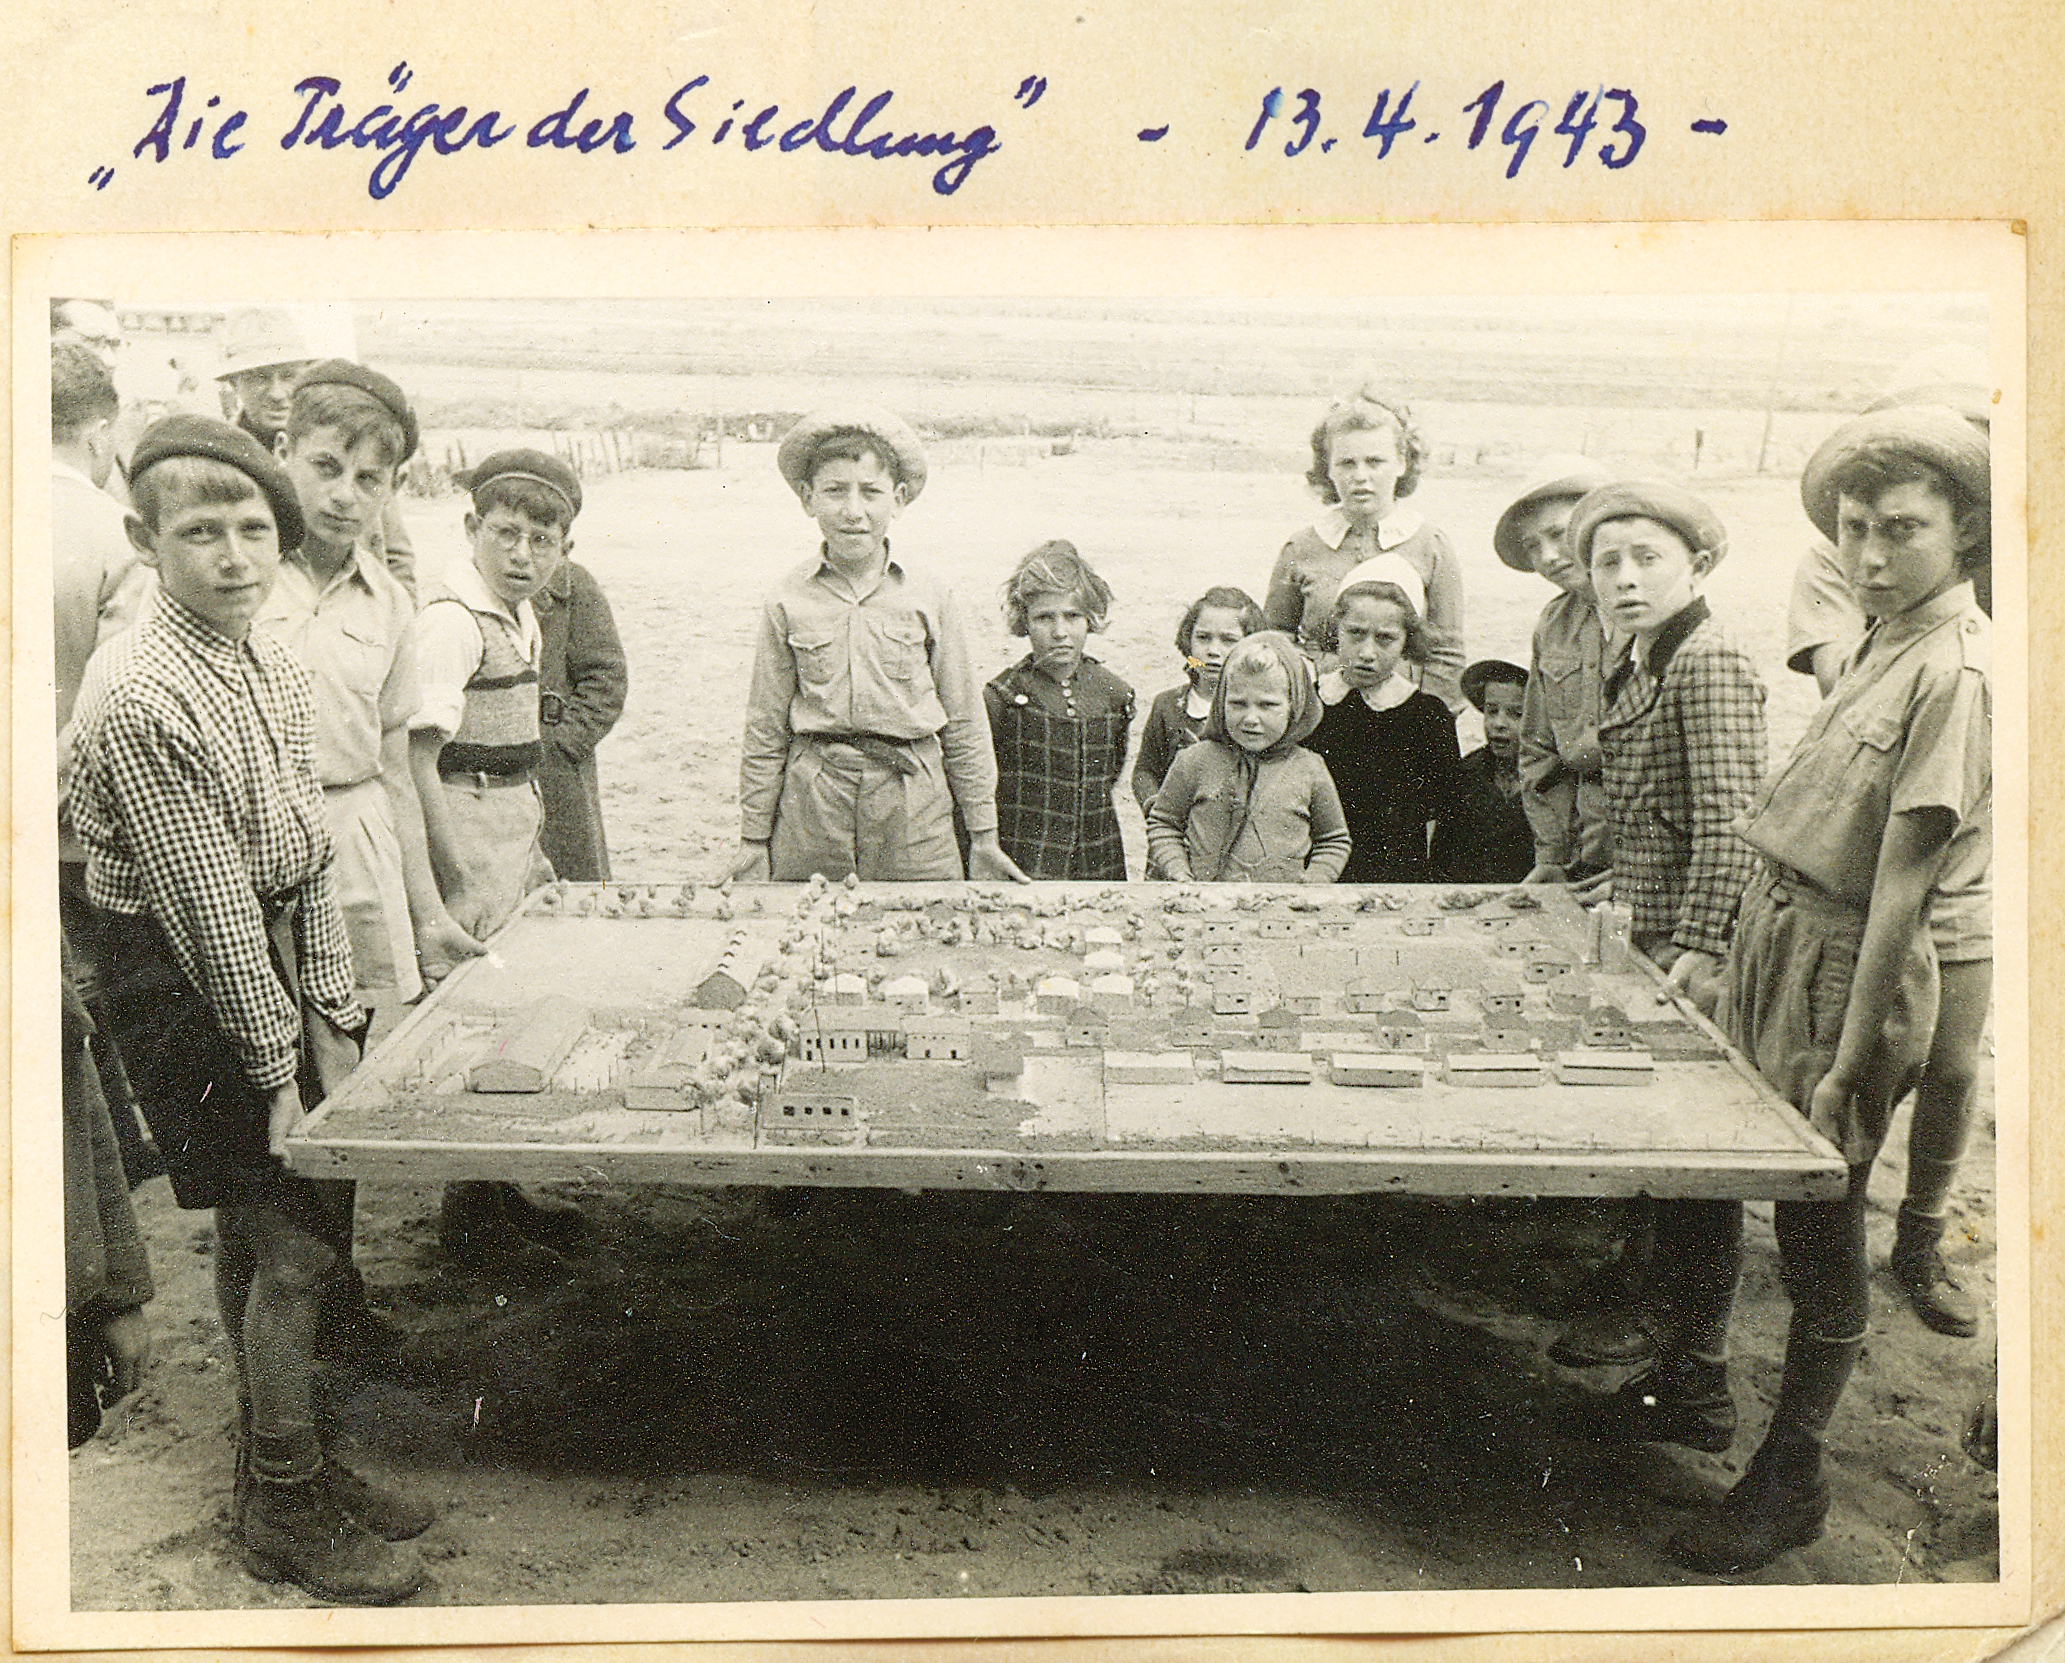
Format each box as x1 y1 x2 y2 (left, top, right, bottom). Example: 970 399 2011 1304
65 415 429 1603
1627 407 1993 1574
412 449 594 1269
216 305 418 598
1494 455 1617 886
733 407 1027 884
1785 348 1995 1341
1549 481 1765 1378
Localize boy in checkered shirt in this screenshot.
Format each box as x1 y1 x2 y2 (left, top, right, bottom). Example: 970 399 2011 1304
1543 481 1767 1379
64 416 428 1603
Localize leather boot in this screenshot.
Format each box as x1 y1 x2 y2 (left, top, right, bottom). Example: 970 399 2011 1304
439 1181 566 1275
239 1463 426 1604
319 1458 436 1542
1667 1426 1830 1573
1579 1351 1735 1453
1665 1330 1861 1573
1890 1210 1979 1338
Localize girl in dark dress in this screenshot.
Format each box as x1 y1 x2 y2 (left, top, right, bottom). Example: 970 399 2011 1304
1433 659 1536 883
1307 580 1460 884
984 540 1134 879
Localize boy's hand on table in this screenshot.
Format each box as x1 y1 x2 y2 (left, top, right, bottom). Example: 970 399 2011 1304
417 914 487 986
1808 1065 1857 1142
1571 869 1615 906
966 833 1032 885
1664 947 1723 1015
728 841 772 884
267 1084 308 1158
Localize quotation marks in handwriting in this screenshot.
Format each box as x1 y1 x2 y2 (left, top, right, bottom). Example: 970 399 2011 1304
1244 81 1673 174
1014 76 1047 108
389 62 413 93
88 165 114 190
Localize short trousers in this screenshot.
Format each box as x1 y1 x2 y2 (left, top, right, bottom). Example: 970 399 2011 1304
323 777 421 1004
438 773 553 937
1717 866 1938 1165
770 732 962 883
92 905 358 1223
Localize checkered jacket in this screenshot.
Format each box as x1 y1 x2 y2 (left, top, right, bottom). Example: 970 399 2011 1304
986 657 1134 880
1598 602 1766 957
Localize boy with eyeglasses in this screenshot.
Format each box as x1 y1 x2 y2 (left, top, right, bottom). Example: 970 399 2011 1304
410 450 591 1272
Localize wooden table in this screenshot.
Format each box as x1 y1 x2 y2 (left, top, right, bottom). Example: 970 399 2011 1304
288 881 1846 1201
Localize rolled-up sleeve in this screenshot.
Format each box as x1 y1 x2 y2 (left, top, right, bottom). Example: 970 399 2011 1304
407 599 483 740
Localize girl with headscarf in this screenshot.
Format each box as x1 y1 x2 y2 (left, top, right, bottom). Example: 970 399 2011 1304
1143 630 1350 884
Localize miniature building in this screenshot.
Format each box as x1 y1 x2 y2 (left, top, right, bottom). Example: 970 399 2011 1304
882 974 930 1013
905 1017 973 1061
799 1010 873 1064
1220 1049 1313 1084
1103 1051 1193 1086
1254 918 1295 937
830 972 868 1006
760 1089 864 1146
1583 1006 1633 1048
1200 943 1244 967
1212 986 1254 1016
1524 956 1575 984
1375 1012 1428 1052
1273 960 1332 1016
1255 1006 1303 1050
1199 920 1239 940
955 979 1000 1015
693 928 756 1009
1410 979 1451 1012
1084 926 1125 951
1482 981 1525 1019
1548 984 1593 1016
1328 1052 1426 1088
1170 1005 1218 1048
1083 948 1126 975
1065 1004 1111 1047
1088 973 1135 1014
1482 1023 1533 1051
1343 977 1389 1014
1035 975 1082 1015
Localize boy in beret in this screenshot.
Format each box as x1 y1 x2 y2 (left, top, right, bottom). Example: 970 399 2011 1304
65 415 429 1603
1640 408 1992 1572
732 407 1027 884
411 449 592 1268
258 363 486 1358
216 305 418 598
1549 481 1765 1377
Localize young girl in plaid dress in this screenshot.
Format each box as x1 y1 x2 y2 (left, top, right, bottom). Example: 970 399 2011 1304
984 541 1134 879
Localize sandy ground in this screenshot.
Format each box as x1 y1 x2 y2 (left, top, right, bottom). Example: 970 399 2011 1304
66 431 2001 1608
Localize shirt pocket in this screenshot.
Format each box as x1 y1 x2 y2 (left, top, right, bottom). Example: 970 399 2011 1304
786 625 843 702
1537 650 1591 736
862 615 930 686
335 621 390 701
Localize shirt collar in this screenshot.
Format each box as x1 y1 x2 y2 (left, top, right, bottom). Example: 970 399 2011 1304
813 545 902 602
283 543 374 598
52 457 101 491
447 557 539 647
1313 504 1423 551
1861 580 1977 657
154 588 256 677
1640 595 1710 680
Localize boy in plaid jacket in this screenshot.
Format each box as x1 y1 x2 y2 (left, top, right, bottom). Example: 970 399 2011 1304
1547 481 1766 1375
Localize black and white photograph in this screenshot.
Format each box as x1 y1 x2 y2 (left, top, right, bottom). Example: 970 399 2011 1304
14 224 2027 1643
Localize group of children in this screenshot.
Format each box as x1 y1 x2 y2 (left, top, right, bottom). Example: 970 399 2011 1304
57 348 1992 1598
55 315 629 1601
731 388 1994 1579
